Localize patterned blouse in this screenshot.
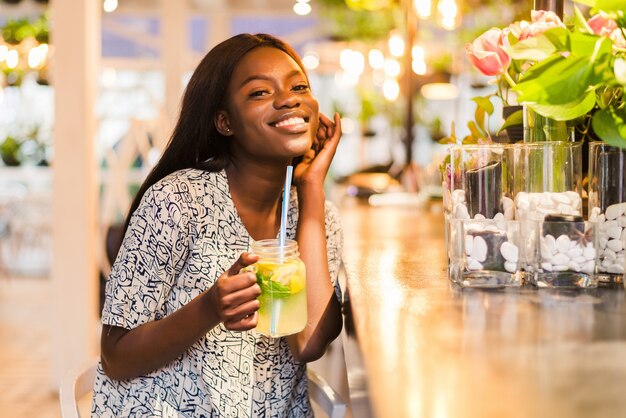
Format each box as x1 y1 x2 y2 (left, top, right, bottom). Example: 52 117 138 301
91 168 343 418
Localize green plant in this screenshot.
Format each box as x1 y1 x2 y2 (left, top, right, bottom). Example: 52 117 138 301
464 0 626 146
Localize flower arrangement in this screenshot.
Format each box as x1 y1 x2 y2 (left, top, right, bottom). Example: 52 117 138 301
458 0 626 146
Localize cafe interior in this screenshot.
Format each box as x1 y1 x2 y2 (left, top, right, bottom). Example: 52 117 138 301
2 0 626 417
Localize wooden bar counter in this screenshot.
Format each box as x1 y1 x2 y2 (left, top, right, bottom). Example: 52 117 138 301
339 198 626 418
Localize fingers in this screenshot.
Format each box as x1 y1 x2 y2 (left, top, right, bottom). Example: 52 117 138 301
225 252 259 277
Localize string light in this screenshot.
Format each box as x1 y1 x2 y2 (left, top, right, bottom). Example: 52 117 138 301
368 49 385 69
388 32 405 57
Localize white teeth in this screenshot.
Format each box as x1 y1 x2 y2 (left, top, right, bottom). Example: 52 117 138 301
274 117 305 128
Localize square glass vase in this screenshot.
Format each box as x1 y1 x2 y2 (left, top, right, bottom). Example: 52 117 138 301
449 218 522 288
525 217 598 289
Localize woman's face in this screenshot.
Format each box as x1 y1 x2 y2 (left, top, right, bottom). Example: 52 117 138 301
220 46 319 163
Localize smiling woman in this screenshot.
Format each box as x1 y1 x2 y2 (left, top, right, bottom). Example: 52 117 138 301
91 33 344 418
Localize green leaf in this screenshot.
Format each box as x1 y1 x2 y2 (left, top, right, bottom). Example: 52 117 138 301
596 0 626 11
515 56 590 104
527 91 597 121
569 32 612 58
542 27 570 51
592 107 626 147
504 34 558 61
467 121 487 140
498 109 523 134
472 96 494 115
573 5 594 34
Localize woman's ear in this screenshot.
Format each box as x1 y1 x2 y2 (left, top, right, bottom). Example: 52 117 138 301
215 111 233 136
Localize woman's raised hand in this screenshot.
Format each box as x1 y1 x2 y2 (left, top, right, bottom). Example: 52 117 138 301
207 252 261 331
293 112 341 189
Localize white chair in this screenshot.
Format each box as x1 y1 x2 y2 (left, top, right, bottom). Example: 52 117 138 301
60 358 347 418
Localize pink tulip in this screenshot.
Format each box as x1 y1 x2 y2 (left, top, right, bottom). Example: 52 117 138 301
465 28 511 76
587 13 618 36
519 10 565 40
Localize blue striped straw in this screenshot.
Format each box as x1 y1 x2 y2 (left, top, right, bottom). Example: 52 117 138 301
272 165 292 335
279 165 293 248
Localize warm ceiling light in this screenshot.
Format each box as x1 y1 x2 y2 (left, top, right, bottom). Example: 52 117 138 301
293 2 312 15
388 32 405 57
421 82 459 100
438 0 459 30
368 49 385 69
302 53 319 70
383 79 400 101
103 0 118 13
414 0 431 18
6 50 18 69
383 58 401 78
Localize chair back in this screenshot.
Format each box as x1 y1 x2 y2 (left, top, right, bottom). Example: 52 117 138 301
59 358 98 418
60 359 346 418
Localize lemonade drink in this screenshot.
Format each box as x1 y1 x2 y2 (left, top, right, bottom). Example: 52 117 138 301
251 239 307 337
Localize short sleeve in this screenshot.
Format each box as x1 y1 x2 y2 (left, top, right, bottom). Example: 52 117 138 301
324 201 343 302
101 182 191 329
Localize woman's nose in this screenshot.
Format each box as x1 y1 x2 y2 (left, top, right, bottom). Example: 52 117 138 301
274 90 301 108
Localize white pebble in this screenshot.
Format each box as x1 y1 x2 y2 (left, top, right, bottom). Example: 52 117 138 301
500 242 519 263
567 246 583 258
608 264 625 274
555 235 571 253
474 213 486 220
582 260 595 274
465 235 473 256
454 204 469 219
583 246 596 260
568 261 581 272
541 243 553 259
452 189 466 204
541 262 553 271
599 237 608 250
545 235 556 253
504 261 517 273
553 265 569 272
607 225 622 240
467 257 483 271
471 236 488 262
502 197 514 210
605 248 617 261
619 216 626 228
608 239 624 252
552 193 570 204
589 206 601 221
484 225 500 232
552 253 570 265
504 207 515 220
606 202 626 220
573 256 587 264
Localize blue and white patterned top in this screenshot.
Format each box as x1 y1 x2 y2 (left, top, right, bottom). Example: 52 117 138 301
91 168 343 418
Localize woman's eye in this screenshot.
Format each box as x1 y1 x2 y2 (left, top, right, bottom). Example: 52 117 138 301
250 90 269 97
293 84 310 92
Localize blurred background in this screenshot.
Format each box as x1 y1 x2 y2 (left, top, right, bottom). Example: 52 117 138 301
0 0 553 416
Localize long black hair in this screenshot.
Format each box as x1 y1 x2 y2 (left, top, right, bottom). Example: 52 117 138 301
123 33 308 233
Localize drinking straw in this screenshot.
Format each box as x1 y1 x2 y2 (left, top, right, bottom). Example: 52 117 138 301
279 165 293 248
271 165 293 335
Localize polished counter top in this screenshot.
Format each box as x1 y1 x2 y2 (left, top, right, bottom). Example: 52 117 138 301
339 199 626 418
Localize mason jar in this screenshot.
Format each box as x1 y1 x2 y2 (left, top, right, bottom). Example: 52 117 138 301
250 239 307 337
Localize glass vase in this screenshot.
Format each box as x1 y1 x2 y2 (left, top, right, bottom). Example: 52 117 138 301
523 106 574 143
588 141 626 285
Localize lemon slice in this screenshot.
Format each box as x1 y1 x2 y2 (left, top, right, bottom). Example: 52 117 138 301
290 273 305 294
